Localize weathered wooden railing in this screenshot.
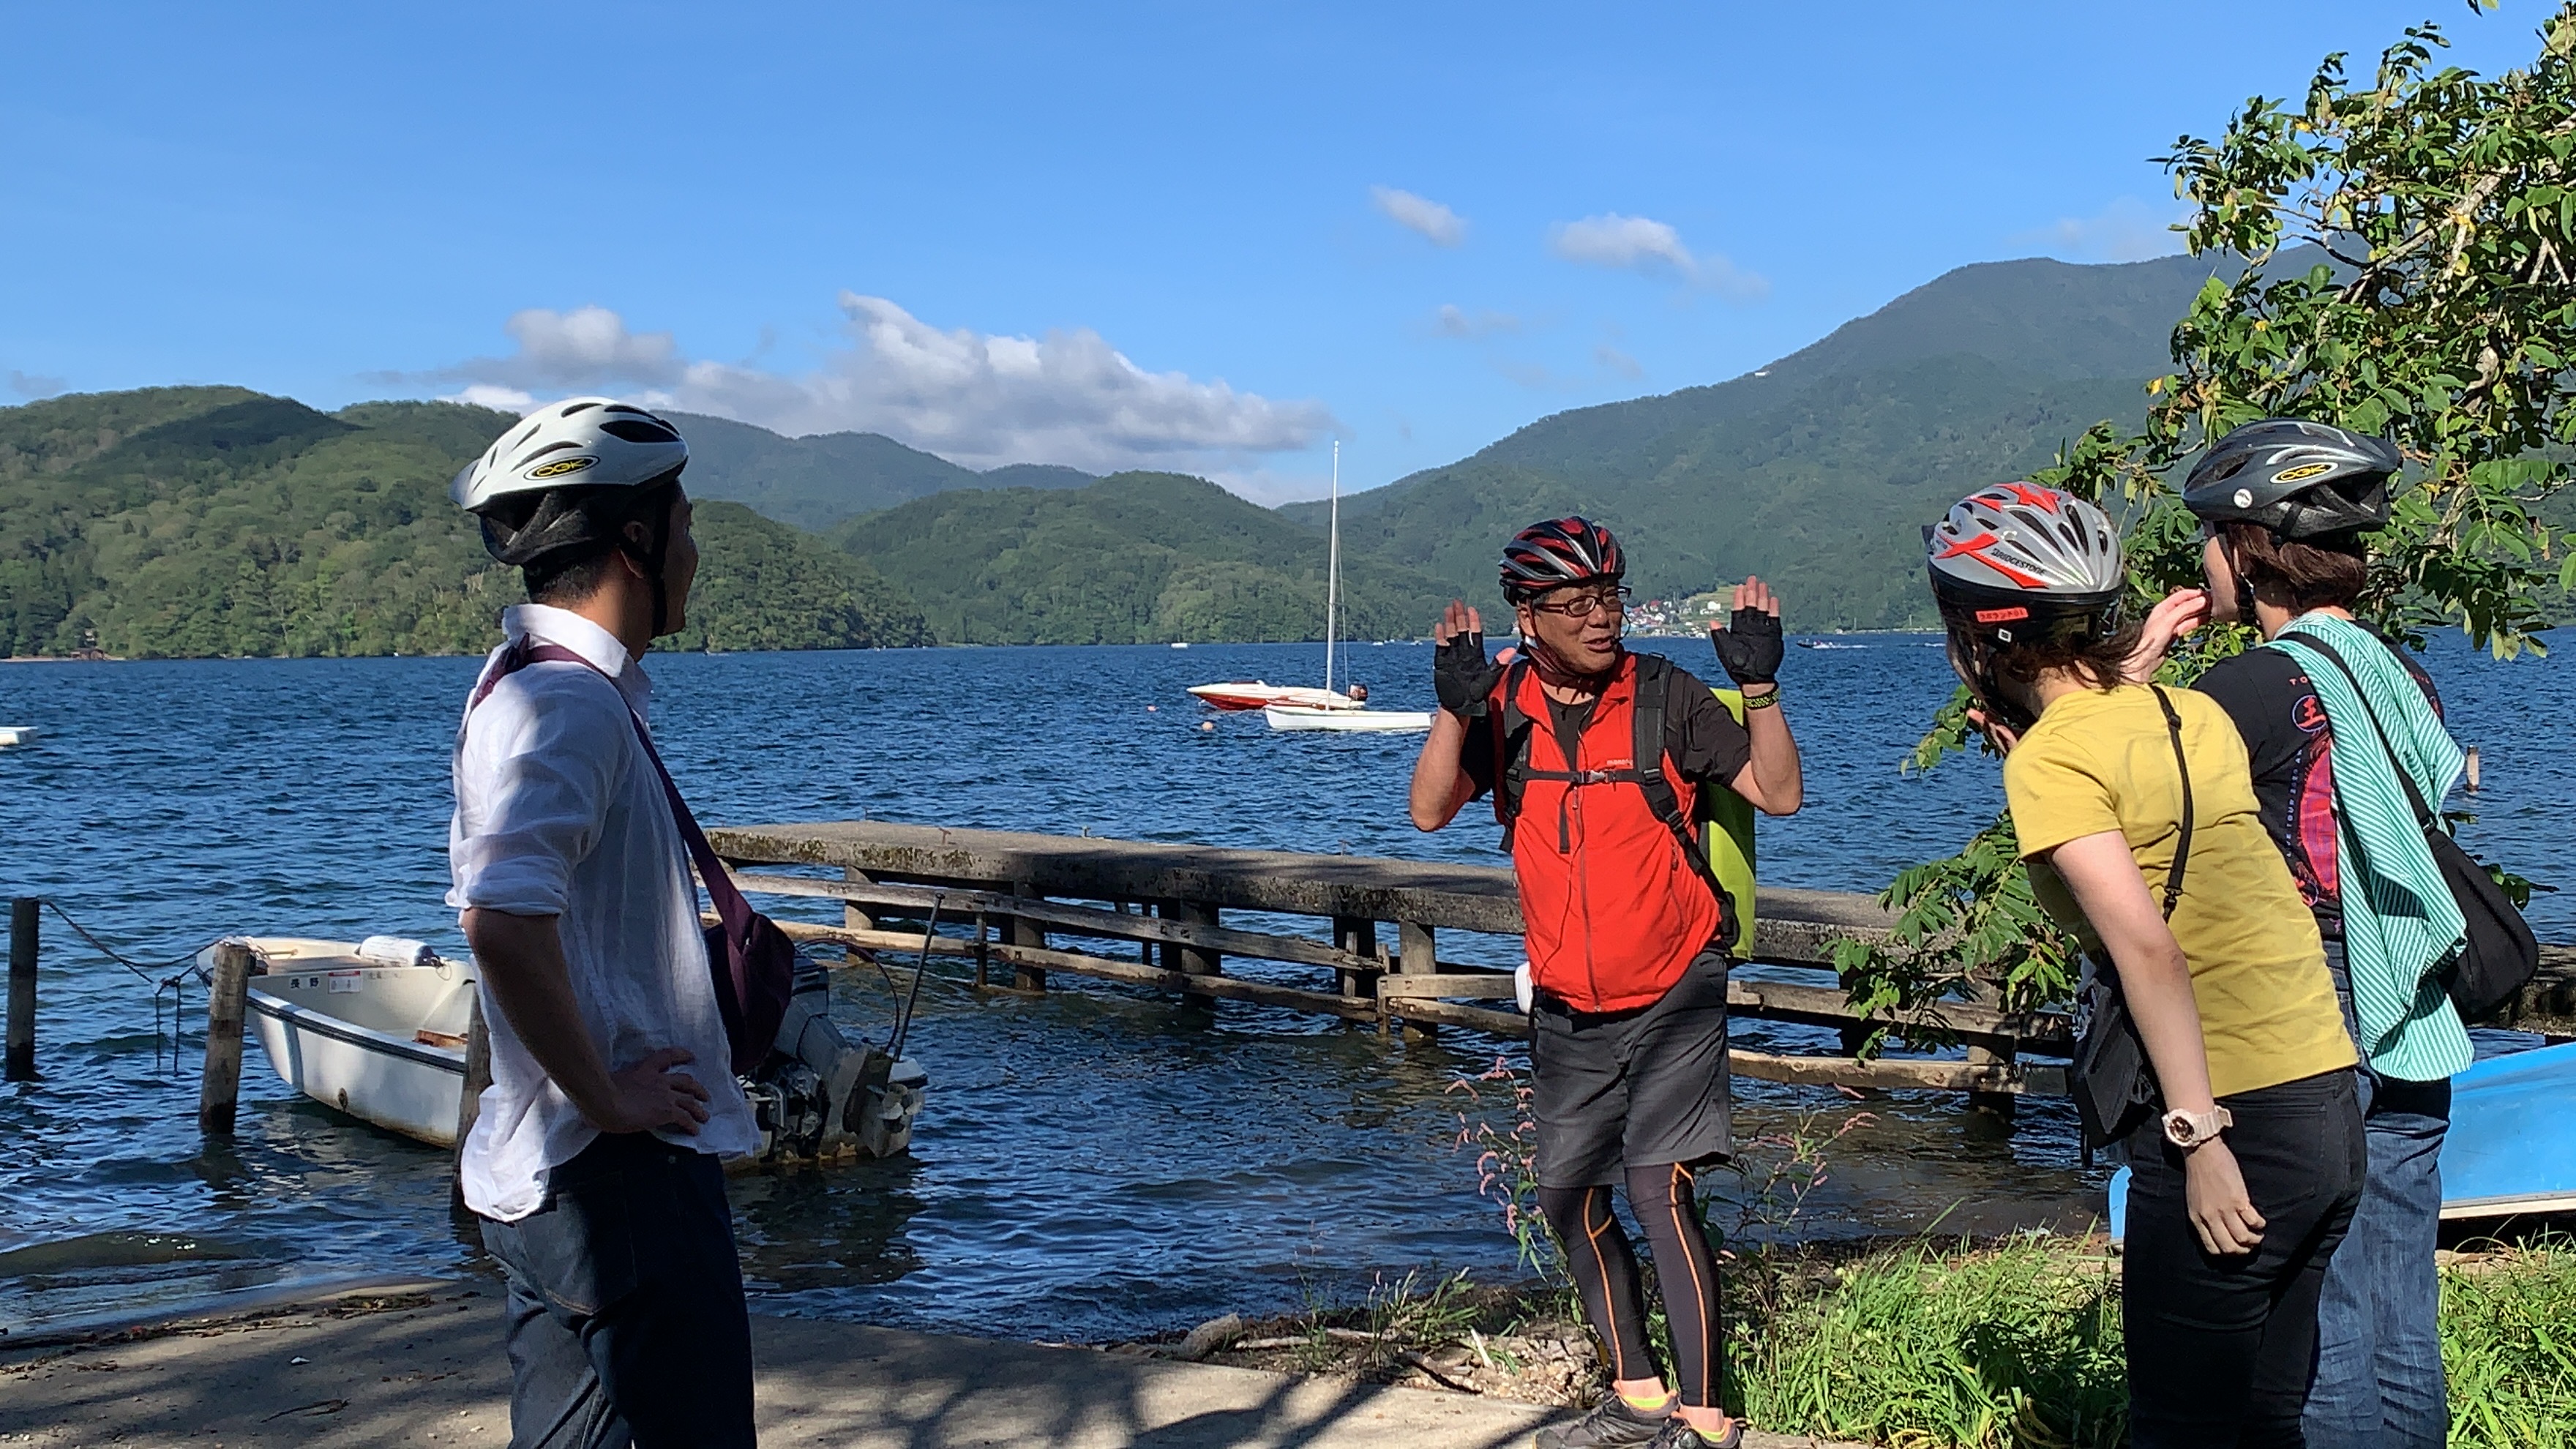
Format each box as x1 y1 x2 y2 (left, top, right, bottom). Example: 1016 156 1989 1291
705 822 2075 1098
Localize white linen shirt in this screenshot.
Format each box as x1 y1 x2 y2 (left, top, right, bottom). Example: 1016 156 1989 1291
447 604 756 1221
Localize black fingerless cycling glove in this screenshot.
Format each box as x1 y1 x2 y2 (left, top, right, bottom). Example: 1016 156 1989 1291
1710 607 1784 686
1434 630 1504 717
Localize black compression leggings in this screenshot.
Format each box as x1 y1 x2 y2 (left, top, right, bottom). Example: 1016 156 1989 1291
1537 1164 1724 1407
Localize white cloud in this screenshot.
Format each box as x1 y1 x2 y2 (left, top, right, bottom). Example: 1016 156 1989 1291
408 306 684 394
1430 304 1520 339
6 369 66 400
448 383 538 412
411 296 1333 477
1594 343 1643 380
2014 197 2188 263
1548 213 1767 299
1371 186 1467 247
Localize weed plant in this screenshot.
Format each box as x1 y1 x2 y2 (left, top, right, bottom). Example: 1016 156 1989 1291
2440 1245 2576 1448
1730 1236 2124 1449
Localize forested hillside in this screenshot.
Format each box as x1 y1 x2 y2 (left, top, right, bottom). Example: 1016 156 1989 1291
832 471 1455 645
1290 252 2261 628
668 411 1093 531
0 389 926 658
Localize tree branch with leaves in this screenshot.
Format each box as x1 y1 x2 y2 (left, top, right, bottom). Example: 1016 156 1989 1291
1835 4 2575 1045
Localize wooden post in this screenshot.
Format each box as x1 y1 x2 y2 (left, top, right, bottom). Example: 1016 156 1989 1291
1395 920 1437 1040
6 897 35 1082
1161 901 1223 977
198 941 255 1135
1333 916 1379 1004
1006 900 1046 992
843 866 878 970
451 994 493 1214
1966 1044 2017 1120
973 913 992 990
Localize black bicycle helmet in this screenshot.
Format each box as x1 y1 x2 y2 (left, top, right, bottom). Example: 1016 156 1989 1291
1925 482 2125 648
2182 419 2397 540
1499 517 1625 602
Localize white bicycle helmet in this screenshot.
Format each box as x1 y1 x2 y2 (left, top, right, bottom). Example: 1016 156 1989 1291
1925 482 2124 648
453 396 688 514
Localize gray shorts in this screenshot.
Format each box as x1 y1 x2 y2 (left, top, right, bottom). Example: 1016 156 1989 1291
1530 950 1733 1188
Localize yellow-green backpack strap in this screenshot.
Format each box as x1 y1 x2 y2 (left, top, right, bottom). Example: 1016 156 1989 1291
1705 688 1758 960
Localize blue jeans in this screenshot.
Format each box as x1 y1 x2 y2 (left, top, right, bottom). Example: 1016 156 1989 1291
2307 946 2452 1449
478 1133 756 1449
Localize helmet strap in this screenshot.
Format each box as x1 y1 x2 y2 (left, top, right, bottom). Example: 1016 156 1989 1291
2220 537 2259 629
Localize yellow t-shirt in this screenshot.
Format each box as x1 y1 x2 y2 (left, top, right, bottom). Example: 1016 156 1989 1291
2004 684 2354 1100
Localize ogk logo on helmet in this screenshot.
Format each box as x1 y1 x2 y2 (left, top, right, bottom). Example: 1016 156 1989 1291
525 456 599 481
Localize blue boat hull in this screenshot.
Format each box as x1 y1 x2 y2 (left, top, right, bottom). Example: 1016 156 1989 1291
2106 1042 2576 1238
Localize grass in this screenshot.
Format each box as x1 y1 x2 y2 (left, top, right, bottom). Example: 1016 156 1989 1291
1732 1237 2576 1448
1729 1236 2124 1449
2441 1245 2576 1448
1436 1059 2576 1445
1210 1239 2576 1447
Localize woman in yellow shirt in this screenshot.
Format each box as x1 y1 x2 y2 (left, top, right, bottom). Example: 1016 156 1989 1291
1925 484 2361 1448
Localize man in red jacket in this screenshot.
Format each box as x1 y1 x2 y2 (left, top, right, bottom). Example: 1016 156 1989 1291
1409 517 1804 1449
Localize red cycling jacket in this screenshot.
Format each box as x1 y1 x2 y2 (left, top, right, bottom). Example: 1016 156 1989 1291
1489 653 1726 1012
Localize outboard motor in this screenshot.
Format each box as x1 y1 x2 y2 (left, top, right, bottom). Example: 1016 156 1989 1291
741 960 866 1161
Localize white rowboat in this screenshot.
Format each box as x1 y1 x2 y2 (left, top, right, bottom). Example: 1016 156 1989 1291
1262 704 1432 733
218 935 929 1163
0 726 38 747
226 937 479 1147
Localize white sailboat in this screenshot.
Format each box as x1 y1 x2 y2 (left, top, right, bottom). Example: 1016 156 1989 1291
1265 443 1431 734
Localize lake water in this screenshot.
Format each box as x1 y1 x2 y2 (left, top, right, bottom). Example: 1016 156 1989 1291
1 634 2566 1342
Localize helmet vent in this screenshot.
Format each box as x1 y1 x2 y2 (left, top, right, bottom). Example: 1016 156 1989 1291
561 400 600 416
600 419 681 443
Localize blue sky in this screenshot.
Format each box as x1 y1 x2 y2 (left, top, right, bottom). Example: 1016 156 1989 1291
0 2 2547 501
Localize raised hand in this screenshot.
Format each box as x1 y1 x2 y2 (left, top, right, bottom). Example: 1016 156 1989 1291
2122 587 2212 684
1710 576 1785 688
1432 600 1503 718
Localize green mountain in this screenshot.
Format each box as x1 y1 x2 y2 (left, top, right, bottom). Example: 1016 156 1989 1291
0 388 927 658
830 471 1456 645
666 411 1093 531
1287 252 2261 629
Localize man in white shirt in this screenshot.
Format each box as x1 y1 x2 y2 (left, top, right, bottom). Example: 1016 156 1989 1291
447 398 760 1448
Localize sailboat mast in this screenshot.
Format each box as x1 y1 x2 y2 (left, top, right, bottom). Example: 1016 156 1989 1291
1325 440 1341 694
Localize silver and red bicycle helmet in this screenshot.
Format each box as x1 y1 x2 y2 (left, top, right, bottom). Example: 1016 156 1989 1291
1500 516 1625 602
1925 482 2124 648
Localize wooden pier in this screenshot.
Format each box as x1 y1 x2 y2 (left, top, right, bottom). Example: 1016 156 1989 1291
705 822 2077 1098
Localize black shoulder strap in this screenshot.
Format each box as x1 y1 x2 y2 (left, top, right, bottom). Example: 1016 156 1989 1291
1493 657 1539 842
1628 654 1688 834
2149 686 2195 921
1634 655 1740 948
2283 629 2440 831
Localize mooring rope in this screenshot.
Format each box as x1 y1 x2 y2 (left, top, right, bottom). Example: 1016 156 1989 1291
34 899 231 1074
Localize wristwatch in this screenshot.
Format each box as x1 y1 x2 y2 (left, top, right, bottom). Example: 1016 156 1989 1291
2161 1105 2234 1150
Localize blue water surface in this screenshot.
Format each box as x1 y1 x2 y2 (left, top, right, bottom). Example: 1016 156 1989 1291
0 633 2564 1341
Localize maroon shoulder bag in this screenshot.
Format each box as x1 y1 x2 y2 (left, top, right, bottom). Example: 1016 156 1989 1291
468 637 795 1073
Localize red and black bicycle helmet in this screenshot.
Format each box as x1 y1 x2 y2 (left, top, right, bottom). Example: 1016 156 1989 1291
1499 517 1625 602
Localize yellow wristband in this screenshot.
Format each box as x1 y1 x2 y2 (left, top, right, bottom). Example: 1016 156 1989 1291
1741 688 1778 711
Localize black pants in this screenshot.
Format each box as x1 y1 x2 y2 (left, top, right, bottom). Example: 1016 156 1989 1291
478 1133 756 1449
2122 1068 2364 1448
